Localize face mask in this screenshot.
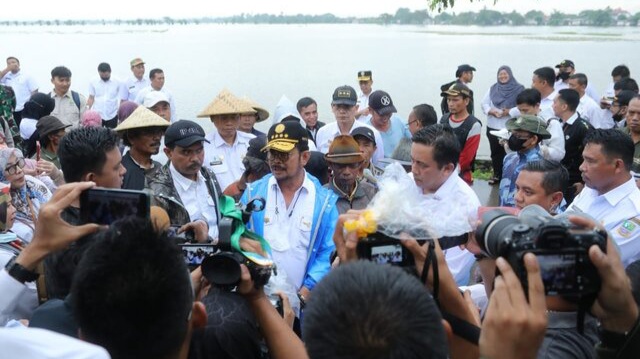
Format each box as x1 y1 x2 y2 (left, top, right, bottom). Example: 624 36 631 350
508 135 528 152
612 109 624 123
556 71 570 81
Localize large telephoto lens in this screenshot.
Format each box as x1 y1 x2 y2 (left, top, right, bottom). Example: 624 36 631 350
475 209 520 258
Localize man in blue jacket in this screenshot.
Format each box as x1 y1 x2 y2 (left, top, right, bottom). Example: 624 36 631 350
241 120 337 305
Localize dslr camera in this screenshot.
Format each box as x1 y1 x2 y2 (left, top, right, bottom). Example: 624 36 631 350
476 206 607 296
201 198 274 290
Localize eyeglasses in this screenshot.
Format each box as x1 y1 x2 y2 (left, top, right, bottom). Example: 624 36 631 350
5 158 25 175
406 119 419 128
267 150 292 163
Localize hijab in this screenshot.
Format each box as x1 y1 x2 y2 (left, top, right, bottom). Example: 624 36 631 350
490 65 524 109
117 101 139 124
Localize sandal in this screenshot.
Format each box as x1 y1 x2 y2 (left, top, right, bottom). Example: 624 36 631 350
487 177 499 185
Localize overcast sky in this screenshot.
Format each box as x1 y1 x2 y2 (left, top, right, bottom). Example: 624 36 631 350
3 0 638 20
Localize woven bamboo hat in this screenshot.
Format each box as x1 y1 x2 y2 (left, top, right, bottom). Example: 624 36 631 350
114 106 169 132
241 96 270 122
197 89 256 118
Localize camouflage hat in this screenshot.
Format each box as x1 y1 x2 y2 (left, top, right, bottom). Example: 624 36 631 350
441 82 471 98
506 115 551 140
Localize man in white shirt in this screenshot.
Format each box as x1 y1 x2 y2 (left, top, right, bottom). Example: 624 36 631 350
147 120 222 242
569 73 602 128
411 124 479 285
198 89 256 192
87 63 126 129
125 57 150 102
0 56 38 125
553 59 600 102
514 88 565 162
355 70 373 121
49 66 86 129
567 129 640 267
135 68 177 122
316 85 384 165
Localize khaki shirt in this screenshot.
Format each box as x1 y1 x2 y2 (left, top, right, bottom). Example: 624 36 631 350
50 90 86 128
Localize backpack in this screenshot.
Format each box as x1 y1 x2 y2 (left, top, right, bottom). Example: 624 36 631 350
48 91 81 111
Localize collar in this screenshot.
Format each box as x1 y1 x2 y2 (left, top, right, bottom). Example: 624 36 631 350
268 171 313 194
565 112 578 125
332 120 356 136
421 169 459 200
599 176 637 207
544 90 557 102
169 163 200 191
51 90 72 99
330 178 360 201
212 129 249 148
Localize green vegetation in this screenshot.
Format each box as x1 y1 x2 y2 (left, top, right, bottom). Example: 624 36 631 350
0 6 637 27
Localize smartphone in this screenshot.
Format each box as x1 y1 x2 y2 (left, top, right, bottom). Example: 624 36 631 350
35 141 41 161
80 188 150 225
178 244 216 270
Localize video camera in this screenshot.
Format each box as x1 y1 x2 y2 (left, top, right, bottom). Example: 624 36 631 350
476 206 607 296
199 198 274 290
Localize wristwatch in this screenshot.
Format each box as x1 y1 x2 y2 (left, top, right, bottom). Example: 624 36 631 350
4 256 39 283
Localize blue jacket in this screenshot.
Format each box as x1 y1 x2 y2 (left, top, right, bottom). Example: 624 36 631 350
240 173 338 291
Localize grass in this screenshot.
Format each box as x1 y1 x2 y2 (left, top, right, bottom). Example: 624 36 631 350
473 159 494 181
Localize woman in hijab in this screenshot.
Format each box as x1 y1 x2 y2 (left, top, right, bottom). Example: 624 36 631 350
118 101 138 124
19 93 55 158
482 66 524 185
0 182 38 325
0 147 51 243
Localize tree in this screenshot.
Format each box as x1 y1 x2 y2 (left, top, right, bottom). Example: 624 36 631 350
525 10 545 25
429 0 496 12
505 11 525 26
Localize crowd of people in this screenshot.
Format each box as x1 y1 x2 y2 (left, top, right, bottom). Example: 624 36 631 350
0 54 638 359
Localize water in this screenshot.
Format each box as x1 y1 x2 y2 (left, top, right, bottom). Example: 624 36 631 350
1 24 638 158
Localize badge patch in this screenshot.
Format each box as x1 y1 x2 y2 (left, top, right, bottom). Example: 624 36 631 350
616 219 639 238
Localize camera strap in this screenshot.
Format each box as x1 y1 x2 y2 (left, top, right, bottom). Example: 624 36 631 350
420 241 481 345
218 195 272 260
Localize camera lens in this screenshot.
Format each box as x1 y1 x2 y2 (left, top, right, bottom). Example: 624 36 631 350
476 209 521 258
201 253 242 287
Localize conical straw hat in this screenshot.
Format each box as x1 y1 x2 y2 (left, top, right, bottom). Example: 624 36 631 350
241 96 270 122
115 106 169 132
197 89 256 118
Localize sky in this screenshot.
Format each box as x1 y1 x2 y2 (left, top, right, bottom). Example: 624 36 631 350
3 0 639 20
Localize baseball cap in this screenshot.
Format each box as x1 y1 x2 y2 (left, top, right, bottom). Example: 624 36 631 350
130 58 145 67
143 91 170 109
357 70 372 81
368 90 397 115
555 60 575 69
36 116 70 139
350 126 376 145
262 121 309 153
457 64 476 72
246 136 268 162
441 82 471 98
324 135 365 164
164 120 209 148
506 115 551 140
332 85 357 106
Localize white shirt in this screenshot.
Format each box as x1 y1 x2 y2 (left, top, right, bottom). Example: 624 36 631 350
0 327 110 359
19 118 37 140
577 95 602 128
0 253 37 326
263 174 316 290
204 130 255 191
0 70 38 111
135 86 177 122
555 80 600 103
169 163 219 239
356 91 372 122
315 120 384 165
567 177 640 267
482 90 512 130
88 77 123 120
125 76 150 101
417 170 480 286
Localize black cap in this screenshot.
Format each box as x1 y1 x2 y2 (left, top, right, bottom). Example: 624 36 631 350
368 90 397 115
555 60 575 69
441 82 471 98
457 64 476 72
357 70 372 81
263 121 309 153
164 120 209 148
97 62 111 72
36 115 70 139
246 136 267 161
614 90 636 107
350 126 376 145
332 85 357 106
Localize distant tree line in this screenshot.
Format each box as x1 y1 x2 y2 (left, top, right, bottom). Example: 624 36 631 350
0 7 638 27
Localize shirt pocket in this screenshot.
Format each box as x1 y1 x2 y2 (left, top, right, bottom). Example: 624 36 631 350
295 216 312 250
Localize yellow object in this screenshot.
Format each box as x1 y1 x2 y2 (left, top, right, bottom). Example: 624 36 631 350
344 210 378 238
